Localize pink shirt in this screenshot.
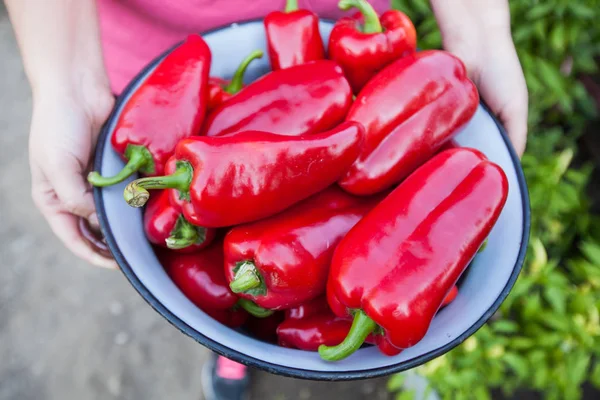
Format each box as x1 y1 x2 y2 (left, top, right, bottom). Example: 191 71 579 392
97 0 389 94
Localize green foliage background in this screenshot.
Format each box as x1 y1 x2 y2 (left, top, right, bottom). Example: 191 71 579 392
387 0 600 399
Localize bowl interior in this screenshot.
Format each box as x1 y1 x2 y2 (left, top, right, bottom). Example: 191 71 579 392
94 20 529 380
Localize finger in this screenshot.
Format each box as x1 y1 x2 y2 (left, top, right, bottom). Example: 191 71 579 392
45 209 117 269
49 155 97 220
499 101 528 157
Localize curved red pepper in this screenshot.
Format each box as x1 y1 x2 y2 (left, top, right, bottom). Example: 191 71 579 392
124 122 364 228
339 50 479 196
144 190 216 252
328 0 416 93
88 34 211 187
224 186 380 310
156 242 248 328
321 148 509 360
264 0 325 71
202 60 352 138
207 50 263 111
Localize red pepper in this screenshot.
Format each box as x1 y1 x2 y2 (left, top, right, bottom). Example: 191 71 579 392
320 148 509 360
278 297 378 351
339 50 479 196
88 34 211 187
244 312 286 343
156 241 248 328
278 313 354 351
124 122 364 228
224 186 379 310
285 296 332 320
202 60 352 137
207 50 263 111
328 0 416 93
264 0 325 71
441 285 458 307
143 190 216 251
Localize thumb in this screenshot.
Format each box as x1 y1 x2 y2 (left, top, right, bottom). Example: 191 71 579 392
50 155 97 220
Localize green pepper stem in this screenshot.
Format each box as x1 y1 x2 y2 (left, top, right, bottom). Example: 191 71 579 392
230 262 261 293
88 145 152 187
338 0 382 34
223 50 264 95
236 299 274 318
285 0 298 12
123 161 192 208
165 215 206 250
318 310 377 361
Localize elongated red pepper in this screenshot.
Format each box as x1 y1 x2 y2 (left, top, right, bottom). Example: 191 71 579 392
202 60 352 137
320 148 509 360
88 34 211 187
264 0 325 71
144 190 216 251
224 186 379 310
339 50 479 195
328 0 416 93
207 50 263 111
124 122 364 228
156 242 248 328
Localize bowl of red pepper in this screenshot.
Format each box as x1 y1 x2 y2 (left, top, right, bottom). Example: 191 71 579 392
91 2 530 382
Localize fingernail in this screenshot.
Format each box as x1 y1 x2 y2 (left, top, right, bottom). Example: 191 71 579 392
89 213 100 228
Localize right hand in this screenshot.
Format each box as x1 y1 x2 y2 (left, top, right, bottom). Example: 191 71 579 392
30 81 117 269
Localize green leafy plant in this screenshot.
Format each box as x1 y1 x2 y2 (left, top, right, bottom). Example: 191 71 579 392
387 0 600 399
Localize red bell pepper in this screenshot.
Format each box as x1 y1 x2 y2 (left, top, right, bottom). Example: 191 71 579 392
328 0 416 93
207 50 263 111
264 0 325 71
202 60 352 137
156 242 248 328
124 122 364 228
224 186 379 310
143 190 216 251
320 148 509 360
339 50 479 195
88 34 211 187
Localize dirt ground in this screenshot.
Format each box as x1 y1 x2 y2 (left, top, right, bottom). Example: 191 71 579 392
0 4 391 399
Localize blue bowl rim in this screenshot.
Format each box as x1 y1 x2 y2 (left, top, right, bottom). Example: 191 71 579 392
93 18 531 381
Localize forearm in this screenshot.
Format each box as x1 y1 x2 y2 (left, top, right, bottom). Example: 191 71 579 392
6 0 110 97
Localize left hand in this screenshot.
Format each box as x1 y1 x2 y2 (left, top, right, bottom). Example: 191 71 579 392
431 0 529 157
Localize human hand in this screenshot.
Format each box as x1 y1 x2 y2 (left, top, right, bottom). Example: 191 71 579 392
30 82 117 268
431 0 529 156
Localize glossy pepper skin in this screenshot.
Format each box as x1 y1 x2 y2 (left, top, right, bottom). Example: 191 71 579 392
124 122 364 228
328 0 416 93
206 50 263 111
264 0 325 71
320 148 509 361
224 186 379 310
156 242 248 328
202 60 352 138
339 50 479 196
88 34 211 187
144 190 216 252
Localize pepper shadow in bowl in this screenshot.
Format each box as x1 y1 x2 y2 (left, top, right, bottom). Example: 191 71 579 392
93 19 530 381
